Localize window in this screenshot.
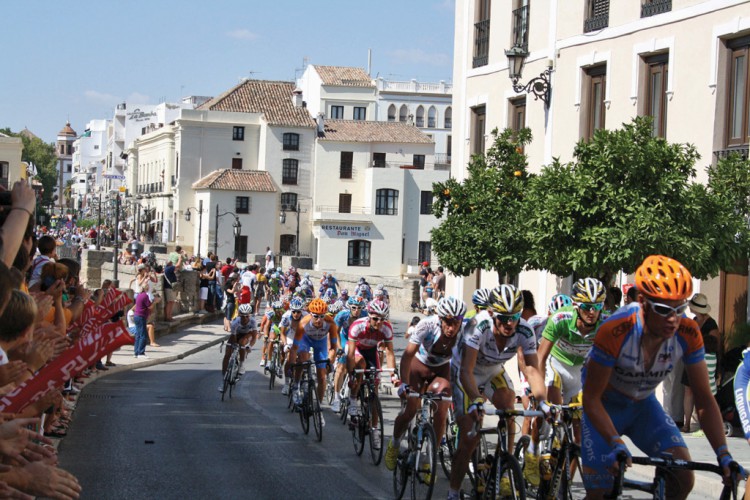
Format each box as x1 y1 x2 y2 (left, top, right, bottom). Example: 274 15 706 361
282 159 298 185
471 105 487 155
280 192 297 211
727 37 750 147
413 154 426 169
94 145 99 150
399 105 408 122
373 152 386 168
643 53 668 138
67 145 72 155
473 0 491 68
418 241 432 265
427 106 437 128
353 107 366 120
234 235 248 260
340 151 353 179
420 191 433 214
330 106 344 119
231 158 243 170
339 193 352 213
510 98 527 134
283 133 299 151
584 0 609 33
232 126 245 141
376 188 399 215
582 65 607 140
0 162 8 190
641 0 671 18
348 240 371 266
511 1 529 50
387 105 397 122
444 107 452 129
236 196 250 214
416 106 425 127
280 234 296 254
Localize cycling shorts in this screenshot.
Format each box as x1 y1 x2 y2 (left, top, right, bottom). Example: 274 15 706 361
545 356 583 404
581 391 685 491
297 335 329 369
355 346 380 370
450 362 514 418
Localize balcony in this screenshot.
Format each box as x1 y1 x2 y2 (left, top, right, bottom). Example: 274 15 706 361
714 146 749 161
512 4 530 51
584 0 609 33
368 161 449 171
641 0 671 18
435 154 452 167
313 205 373 223
473 19 490 68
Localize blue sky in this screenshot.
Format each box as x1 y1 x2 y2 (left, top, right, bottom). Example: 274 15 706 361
2 0 455 143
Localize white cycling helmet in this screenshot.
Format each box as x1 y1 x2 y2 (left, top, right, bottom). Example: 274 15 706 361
436 296 467 319
366 299 390 319
238 304 252 316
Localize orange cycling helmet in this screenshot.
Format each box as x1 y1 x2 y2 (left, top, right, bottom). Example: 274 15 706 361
635 255 693 301
307 298 328 315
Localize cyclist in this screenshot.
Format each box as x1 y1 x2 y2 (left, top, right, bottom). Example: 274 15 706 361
260 300 285 369
385 297 467 471
447 284 547 500
346 299 399 449
375 283 390 304
465 287 492 321
288 298 339 424
331 296 368 413
219 303 259 392
268 272 282 302
279 297 308 396
355 277 372 301
582 255 741 499
735 347 750 446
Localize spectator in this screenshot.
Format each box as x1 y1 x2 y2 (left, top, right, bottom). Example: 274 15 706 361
521 289 537 320
265 246 274 271
405 316 421 340
224 273 240 331
604 286 623 315
624 285 638 305
162 259 177 322
196 262 212 314
28 235 57 288
133 289 160 358
418 261 429 308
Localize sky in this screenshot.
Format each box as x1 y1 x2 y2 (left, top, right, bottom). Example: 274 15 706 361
1 0 455 144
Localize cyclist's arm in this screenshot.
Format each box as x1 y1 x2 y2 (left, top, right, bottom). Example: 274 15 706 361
383 340 397 371
399 342 419 385
327 318 339 348
686 360 729 452
537 337 554 375
582 358 619 447
458 346 481 402
346 338 357 372
521 350 546 403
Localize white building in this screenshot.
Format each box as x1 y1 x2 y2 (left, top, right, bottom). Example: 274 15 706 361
0 132 22 190
55 122 76 212
451 0 750 331
312 119 445 276
71 119 109 214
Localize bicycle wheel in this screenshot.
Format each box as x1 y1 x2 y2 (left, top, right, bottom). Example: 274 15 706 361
268 346 277 390
221 368 231 402
352 395 366 456
439 412 456 479
469 434 491 497
310 379 323 442
368 392 384 465
324 371 335 405
393 444 409 500
299 380 310 435
484 452 525 500
411 423 437 500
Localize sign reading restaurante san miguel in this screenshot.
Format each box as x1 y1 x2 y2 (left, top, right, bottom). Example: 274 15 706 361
321 224 372 238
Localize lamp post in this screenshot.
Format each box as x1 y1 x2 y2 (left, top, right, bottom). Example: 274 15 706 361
505 44 553 108
113 193 120 285
279 202 304 257
214 204 242 260
184 199 204 258
96 193 102 249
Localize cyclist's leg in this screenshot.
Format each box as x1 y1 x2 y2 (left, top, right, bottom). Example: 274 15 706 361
310 337 329 401
237 334 251 365
427 371 452 445
222 340 235 375
392 357 428 444
486 367 517 452
359 347 381 427
348 348 367 413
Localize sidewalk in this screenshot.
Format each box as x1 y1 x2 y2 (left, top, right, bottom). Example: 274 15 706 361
71 309 749 498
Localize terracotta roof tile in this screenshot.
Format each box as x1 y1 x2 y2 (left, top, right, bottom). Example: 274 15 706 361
192 169 277 192
313 65 374 87
198 80 316 128
319 120 434 144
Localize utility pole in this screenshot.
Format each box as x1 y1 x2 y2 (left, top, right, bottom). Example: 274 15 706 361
113 194 120 286
197 199 203 258
96 193 102 249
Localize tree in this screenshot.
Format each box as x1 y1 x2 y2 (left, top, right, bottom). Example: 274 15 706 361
523 116 749 281
0 128 58 206
431 127 533 279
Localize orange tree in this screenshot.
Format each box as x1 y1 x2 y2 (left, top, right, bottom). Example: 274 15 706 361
431 127 533 279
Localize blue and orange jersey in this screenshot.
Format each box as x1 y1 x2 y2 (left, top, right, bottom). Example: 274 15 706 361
588 302 704 400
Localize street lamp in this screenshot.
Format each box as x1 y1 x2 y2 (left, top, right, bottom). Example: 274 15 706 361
214 204 242 260
184 199 204 258
279 202 305 257
505 44 553 108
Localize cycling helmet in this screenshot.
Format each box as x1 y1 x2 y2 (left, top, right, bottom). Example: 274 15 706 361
548 294 573 314
289 297 304 311
374 289 384 297
359 277 366 284
304 272 310 278
367 299 390 319
272 272 279 279
436 296 467 319
571 278 606 304
307 298 328 315
490 284 524 315
276 266 282 273
635 255 693 301
327 302 342 315
471 288 493 308
376 283 385 290
271 300 284 311
340 288 349 297
238 304 253 316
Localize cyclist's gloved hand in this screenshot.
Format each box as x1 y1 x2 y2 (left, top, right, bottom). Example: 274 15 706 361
467 397 484 417
606 436 631 470
714 444 747 480
397 383 410 398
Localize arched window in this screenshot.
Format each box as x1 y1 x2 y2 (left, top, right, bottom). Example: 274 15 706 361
399 105 408 122
444 107 452 129
428 106 437 128
387 104 397 122
416 106 425 127
282 159 298 185
375 188 399 215
348 240 371 266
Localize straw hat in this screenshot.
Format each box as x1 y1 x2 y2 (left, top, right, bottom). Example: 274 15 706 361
688 293 711 315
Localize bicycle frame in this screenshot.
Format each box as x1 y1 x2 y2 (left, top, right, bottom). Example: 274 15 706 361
538 403 583 500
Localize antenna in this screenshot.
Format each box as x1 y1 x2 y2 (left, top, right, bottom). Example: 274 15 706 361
294 56 309 81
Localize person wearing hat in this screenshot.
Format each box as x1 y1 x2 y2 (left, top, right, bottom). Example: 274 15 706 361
681 293 720 432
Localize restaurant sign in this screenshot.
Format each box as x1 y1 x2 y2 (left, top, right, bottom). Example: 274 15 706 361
321 224 372 238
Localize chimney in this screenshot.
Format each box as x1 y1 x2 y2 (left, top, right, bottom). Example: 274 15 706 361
316 112 325 136
292 89 303 108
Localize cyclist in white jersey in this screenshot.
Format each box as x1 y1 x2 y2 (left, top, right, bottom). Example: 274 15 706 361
219 304 258 392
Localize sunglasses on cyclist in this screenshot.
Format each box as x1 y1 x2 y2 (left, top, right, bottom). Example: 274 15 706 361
577 302 604 312
311 313 325 319
350 306 362 310
494 312 521 324
291 310 302 314
645 299 689 317
369 316 384 323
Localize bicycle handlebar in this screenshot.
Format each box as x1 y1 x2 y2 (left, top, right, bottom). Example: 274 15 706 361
353 368 395 374
405 390 449 401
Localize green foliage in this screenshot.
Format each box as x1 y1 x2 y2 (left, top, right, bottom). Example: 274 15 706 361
75 218 97 230
431 127 533 278
0 127 58 205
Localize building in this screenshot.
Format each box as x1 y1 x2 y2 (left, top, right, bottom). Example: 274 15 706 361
0 132 23 190
55 122 76 213
71 119 109 215
312 119 445 276
451 0 750 331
